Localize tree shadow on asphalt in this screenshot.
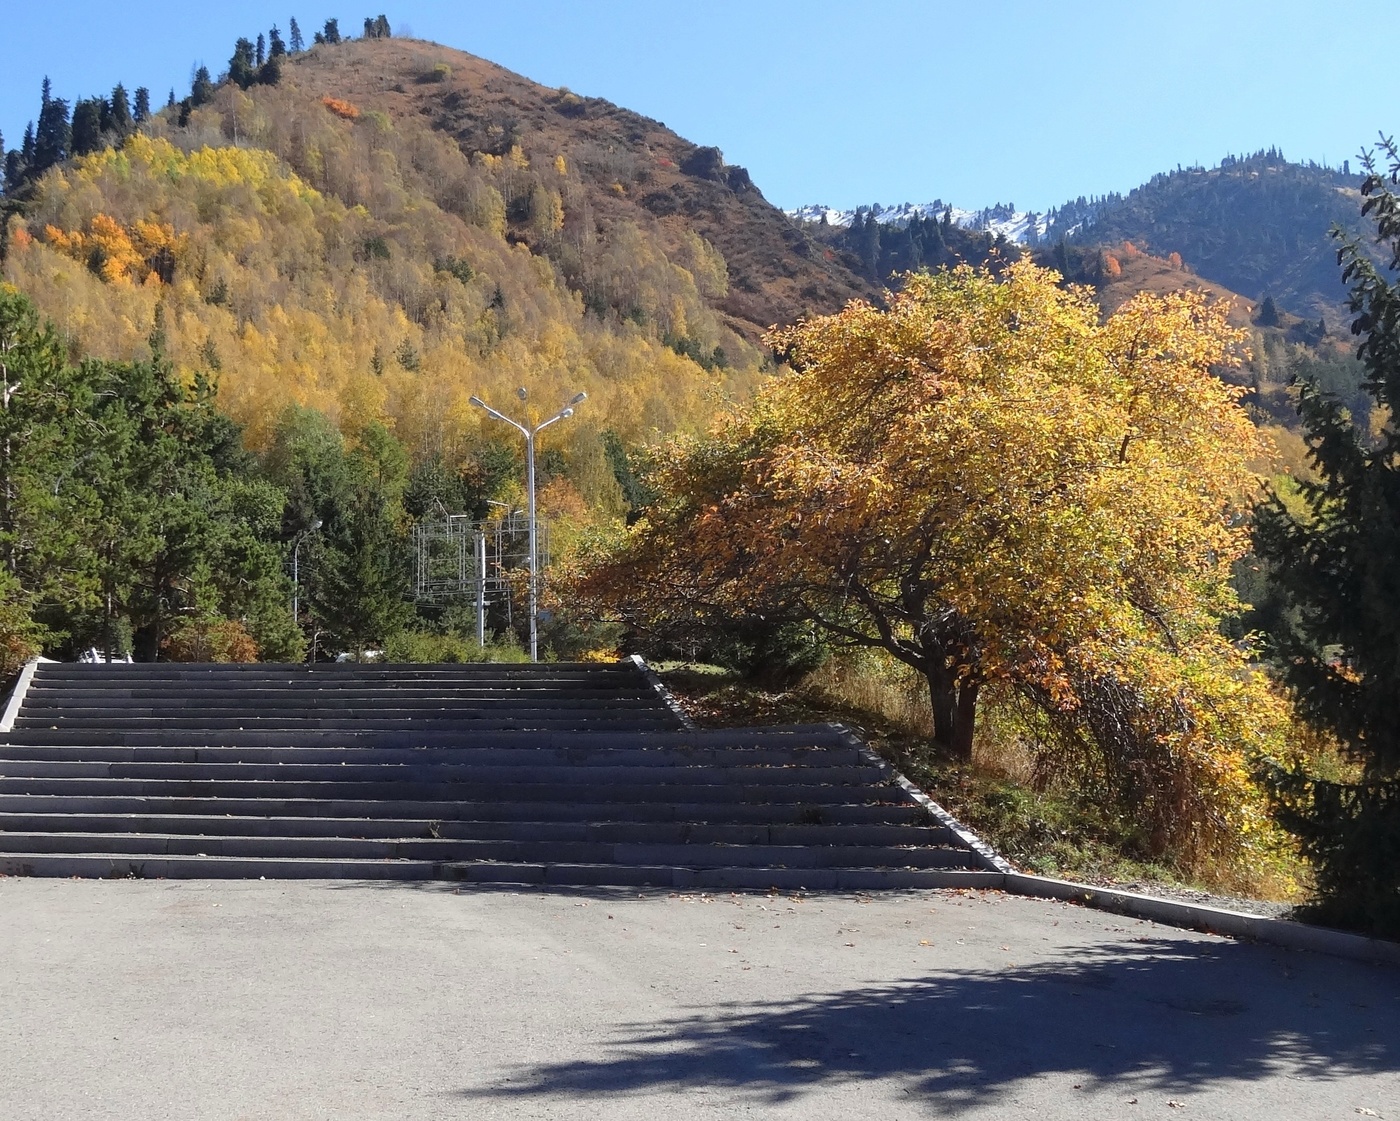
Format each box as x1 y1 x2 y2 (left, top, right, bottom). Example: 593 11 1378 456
459 937 1400 1109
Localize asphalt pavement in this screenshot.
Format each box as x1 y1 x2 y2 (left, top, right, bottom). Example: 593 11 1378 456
1 879 1395 1119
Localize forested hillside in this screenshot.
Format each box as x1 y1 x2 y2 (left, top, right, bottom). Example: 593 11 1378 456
1052 151 1366 322
1 34 872 482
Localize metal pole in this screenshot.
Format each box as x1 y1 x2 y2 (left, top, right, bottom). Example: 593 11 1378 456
476 531 486 649
290 519 321 627
526 430 538 662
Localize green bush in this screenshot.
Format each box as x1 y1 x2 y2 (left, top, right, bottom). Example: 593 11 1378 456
381 629 527 664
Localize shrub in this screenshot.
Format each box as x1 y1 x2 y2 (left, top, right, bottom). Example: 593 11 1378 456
321 96 360 121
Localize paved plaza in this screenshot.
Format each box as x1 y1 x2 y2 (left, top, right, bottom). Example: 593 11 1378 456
1 879 1396 1119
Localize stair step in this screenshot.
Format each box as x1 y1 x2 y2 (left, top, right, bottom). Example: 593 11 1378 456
0 832 978 868
0 793 928 825
0 852 1002 889
0 812 956 847
0 743 861 767
0 760 885 785
0 725 841 749
0 776 904 805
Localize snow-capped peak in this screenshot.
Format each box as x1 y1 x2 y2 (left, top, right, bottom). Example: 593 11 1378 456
787 200 1050 245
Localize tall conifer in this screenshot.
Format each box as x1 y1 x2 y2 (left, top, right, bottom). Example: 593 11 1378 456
190 66 215 106
289 18 304 52
1255 136 1400 935
33 94 70 176
133 88 151 124
109 84 132 136
71 99 104 156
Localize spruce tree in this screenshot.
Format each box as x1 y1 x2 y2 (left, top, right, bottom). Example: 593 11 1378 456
133 88 151 124
289 17 304 52
1255 135 1400 936
190 66 215 107
322 18 341 44
269 26 287 58
375 14 391 37
109 84 132 136
70 99 104 156
167 89 176 109
256 33 266 66
364 16 376 37
229 39 258 89
32 94 70 176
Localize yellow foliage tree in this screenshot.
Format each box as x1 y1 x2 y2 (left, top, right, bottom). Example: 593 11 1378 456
580 262 1282 866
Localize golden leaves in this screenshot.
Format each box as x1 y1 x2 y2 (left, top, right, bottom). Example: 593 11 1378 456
42 213 187 286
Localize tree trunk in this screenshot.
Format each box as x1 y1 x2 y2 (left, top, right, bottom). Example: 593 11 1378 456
926 666 979 762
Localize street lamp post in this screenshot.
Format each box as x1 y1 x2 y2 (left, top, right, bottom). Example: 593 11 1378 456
291 518 323 624
469 390 586 662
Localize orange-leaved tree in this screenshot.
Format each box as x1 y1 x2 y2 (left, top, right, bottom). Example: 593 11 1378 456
580 261 1283 863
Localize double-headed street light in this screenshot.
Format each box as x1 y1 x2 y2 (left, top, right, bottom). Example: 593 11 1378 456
469 389 587 662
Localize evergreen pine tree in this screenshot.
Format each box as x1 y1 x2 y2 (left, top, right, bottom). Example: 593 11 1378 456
190 66 215 106
364 16 376 37
229 39 258 89
109 84 132 136
256 33 266 66
32 94 70 176
269 25 287 58
167 89 176 109
289 17 304 52
322 18 341 44
1256 294 1280 327
375 14 391 37
133 87 151 124
20 122 35 165
70 99 104 156
1254 135 1400 936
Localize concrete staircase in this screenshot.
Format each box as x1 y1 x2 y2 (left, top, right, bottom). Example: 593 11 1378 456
0 660 1000 887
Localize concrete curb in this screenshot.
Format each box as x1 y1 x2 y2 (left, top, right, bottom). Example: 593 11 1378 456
1003 873 1400 967
0 659 40 735
628 656 698 731
826 722 1400 968
828 723 1014 874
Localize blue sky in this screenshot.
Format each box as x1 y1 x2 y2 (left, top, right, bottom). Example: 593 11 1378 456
1 1 1391 213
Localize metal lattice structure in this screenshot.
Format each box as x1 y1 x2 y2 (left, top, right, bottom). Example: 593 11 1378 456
410 510 550 607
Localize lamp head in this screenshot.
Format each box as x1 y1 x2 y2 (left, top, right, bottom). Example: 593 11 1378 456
569 391 587 405
517 386 528 402
311 518 323 531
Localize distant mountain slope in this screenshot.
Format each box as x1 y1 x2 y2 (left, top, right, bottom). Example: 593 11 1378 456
1054 152 1366 323
796 151 1371 324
